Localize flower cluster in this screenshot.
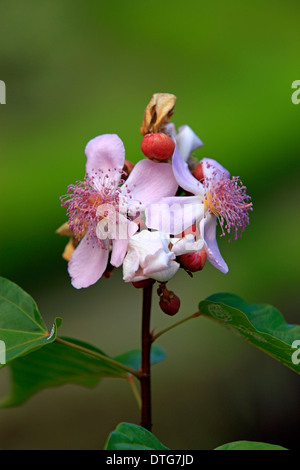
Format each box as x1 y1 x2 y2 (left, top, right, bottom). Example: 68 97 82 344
58 93 252 313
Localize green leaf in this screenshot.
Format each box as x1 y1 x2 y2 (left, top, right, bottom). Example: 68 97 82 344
0 278 167 406
115 345 166 371
104 422 169 450
199 293 300 374
215 440 287 450
0 277 60 366
0 337 128 407
0 336 166 407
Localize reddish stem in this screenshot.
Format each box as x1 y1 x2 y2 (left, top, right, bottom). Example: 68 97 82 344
140 283 153 431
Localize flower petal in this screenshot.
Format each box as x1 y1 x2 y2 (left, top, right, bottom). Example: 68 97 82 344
142 249 174 274
110 238 129 268
68 234 109 288
199 214 228 274
172 147 204 195
171 234 205 256
122 230 179 283
176 125 203 161
201 158 230 180
110 216 139 268
85 134 125 189
123 247 143 282
145 259 180 282
146 195 204 235
121 159 178 208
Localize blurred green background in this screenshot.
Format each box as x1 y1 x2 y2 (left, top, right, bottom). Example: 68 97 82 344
0 0 299 450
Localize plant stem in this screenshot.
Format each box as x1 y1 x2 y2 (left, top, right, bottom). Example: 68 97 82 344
140 283 153 432
151 311 201 343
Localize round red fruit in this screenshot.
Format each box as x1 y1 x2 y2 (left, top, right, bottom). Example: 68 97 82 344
141 133 175 161
192 163 204 181
179 249 207 272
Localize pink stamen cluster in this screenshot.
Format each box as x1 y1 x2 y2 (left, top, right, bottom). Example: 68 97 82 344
60 168 126 247
203 167 253 241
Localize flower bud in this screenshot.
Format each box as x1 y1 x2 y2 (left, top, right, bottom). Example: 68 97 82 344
192 163 204 182
102 263 115 279
141 133 175 161
122 160 135 179
157 283 180 316
179 249 207 272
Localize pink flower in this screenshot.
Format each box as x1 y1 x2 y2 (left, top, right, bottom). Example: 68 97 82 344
60 134 178 288
146 146 252 274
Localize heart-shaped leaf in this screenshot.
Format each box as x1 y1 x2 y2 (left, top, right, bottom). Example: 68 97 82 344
0 337 166 407
0 337 126 407
104 422 169 450
215 440 287 450
0 277 60 366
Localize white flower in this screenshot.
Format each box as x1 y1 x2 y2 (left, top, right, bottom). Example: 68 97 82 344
123 230 180 283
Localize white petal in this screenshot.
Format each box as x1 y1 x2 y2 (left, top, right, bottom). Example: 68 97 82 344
172 147 204 195
146 260 180 282
122 230 179 282
176 125 203 161
171 234 205 256
122 247 142 282
199 214 228 273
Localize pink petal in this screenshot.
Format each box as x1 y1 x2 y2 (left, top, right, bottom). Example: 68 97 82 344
110 238 129 267
85 134 125 189
199 214 228 274
68 234 109 288
201 158 230 180
172 147 204 195
121 159 178 206
109 215 138 267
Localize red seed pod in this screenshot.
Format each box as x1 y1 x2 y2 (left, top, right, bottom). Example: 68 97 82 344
157 283 180 316
141 133 175 161
179 249 207 273
132 279 155 289
159 292 181 316
192 163 204 182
